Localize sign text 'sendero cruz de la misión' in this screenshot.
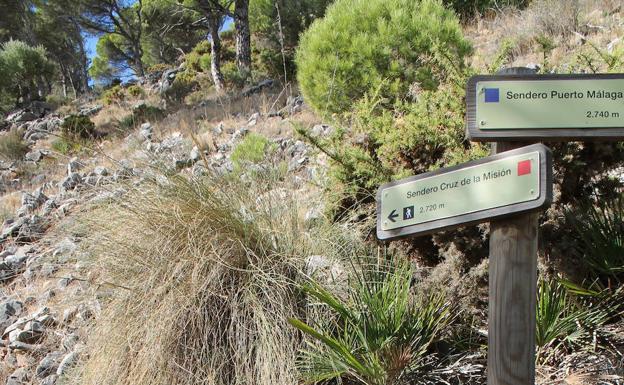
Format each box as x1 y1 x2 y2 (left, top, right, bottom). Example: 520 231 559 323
376 144 552 240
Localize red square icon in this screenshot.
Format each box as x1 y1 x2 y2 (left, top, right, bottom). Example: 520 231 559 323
517 160 531 176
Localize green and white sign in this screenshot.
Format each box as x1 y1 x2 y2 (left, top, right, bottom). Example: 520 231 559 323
466 74 624 141
376 144 552 240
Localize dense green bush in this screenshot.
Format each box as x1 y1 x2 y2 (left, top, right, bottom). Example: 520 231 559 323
186 40 212 73
101 85 125 105
127 85 144 98
296 0 471 115
0 129 29 161
163 71 198 103
61 115 96 139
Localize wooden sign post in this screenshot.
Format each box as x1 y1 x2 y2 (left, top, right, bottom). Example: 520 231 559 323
377 68 624 385
488 68 539 385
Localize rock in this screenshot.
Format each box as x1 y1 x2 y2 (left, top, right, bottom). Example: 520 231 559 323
93 166 109 176
57 350 80 376
310 124 334 138
41 199 58 216
41 375 57 385
1 217 28 240
247 112 260 126
9 340 41 352
6 368 29 385
4 253 28 269
59 172 82 193
138 122 153 141
15 215 46 243
36 352 63 378
24 149 48 162
78 104 103 117
66 157 84 175
157 132 185 152
212 122 224 135
6 110 37 123
62 307 77 324
304 206 323 227
232 127 249 141
61 333 79 351
0 299 23 332
158 68 180 95
305 255 330 276
241 79 274 97
190 146 201 162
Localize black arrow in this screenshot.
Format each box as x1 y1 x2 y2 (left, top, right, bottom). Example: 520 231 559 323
388 209 399 222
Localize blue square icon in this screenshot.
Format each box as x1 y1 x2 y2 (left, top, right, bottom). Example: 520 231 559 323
484 88 500 103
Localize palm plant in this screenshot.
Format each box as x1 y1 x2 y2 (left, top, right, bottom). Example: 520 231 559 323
535 279 615 364
566 196 624 287
289 257 453 385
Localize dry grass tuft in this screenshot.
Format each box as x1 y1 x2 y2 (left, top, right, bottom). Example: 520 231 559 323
68 167 335 385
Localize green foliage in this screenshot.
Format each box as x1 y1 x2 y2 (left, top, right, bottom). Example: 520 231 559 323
127 85 145 98
0 129 29 161
250 0 333 80
51 137 81 155
61 115 96 140
0 40 55 104
443 0 528 19
222 61 248 88
296 0 472 115
119 104 165 130
289 256 453 385
566 196 624 286
187 40 212 73
163 71 198 103
297 74 487 210
231 133 274 172
45 94 70 110
146 63 171 73
535 279 618 364
102 85 126 105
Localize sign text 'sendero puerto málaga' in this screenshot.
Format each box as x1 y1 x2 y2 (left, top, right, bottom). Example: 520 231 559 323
466 74 624 141
376 144 552 240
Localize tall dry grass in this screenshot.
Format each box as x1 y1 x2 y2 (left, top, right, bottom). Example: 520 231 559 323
68 167 329 385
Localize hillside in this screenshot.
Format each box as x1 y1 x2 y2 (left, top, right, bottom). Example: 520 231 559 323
0 1 624 385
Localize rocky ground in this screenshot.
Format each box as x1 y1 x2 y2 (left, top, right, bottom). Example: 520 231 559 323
0 70 330 384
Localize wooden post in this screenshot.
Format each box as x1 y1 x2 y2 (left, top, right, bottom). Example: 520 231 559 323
488 67 538 385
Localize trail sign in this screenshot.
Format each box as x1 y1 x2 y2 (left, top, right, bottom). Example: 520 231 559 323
376 144 552 241
466 73 624 141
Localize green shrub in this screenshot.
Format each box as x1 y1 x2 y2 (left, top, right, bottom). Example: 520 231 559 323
231 133 274 172
535 279 618 364
296 0 472 115
289 255 453 385
0 129 29 161
566 196 624 286
222 61 248 88
51 137 81 154
164 71 198 103
186 40 212 73
127 85 144 98
45 94 70 110
102 85 125 105
146 63 171 73
119 104 165 130
61 114 96 139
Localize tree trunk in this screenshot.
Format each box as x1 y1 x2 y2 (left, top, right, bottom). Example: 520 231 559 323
234 0 251 77
208 16 225 92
